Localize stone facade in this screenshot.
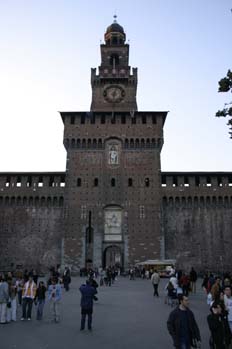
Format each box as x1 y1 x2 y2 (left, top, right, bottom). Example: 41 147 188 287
162 172 232 271
0 21 232 273
0 173 65 271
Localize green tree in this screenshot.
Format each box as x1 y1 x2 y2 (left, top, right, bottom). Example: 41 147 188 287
215 69 232 138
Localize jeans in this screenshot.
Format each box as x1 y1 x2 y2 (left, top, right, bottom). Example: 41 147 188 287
0 303 7 323
37 299 45 320
22 298 33 319
179 339 191 349
81 313 92 330
18 290 22 305
50 300 60 322
153 284 159 296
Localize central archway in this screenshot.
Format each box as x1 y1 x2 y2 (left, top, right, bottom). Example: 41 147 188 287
103 245 122 268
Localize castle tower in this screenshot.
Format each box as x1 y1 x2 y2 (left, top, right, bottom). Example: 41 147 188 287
61 19 167 270
90 17 137 112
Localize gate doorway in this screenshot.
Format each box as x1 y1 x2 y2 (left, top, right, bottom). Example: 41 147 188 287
103 245 122 268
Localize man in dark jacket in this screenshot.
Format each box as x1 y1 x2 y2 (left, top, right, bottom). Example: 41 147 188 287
79 280 97 331
167 294 201 349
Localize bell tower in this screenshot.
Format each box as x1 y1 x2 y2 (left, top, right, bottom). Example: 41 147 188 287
90 17 138 112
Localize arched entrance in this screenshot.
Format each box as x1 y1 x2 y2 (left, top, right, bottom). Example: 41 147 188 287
103 245 122 268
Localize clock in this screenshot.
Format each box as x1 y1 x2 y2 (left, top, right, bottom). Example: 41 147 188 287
103 86 125 103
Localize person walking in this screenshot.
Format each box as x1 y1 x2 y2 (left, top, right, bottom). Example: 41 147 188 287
151 269 160 297
167 294 201 349
48 277 62 323
207 301 232 349
189 267 197 294
21 274 37 321
63 267 71 291
79 279 97 331
35 281 46 320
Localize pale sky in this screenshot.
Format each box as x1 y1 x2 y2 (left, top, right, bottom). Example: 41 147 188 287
0 0 231 172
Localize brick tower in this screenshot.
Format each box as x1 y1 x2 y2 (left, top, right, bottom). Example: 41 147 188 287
61 18 167 270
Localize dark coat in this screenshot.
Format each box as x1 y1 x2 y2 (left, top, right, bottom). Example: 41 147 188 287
167 306 201 348
79 284 97 310
35 285 46 300
190 269 197 282
207 313 232 348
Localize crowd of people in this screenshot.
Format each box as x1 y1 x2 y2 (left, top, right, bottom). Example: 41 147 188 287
1 264 232 348
0 266 69 324
154 267 232 349
128 265 232 348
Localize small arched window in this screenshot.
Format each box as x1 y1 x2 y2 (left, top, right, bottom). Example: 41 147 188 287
110 54 119 66
145 178 150 187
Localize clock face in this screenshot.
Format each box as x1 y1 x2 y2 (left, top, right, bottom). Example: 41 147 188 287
103 86 125 103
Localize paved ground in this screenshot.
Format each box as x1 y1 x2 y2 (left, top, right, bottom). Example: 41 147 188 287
1 276 210 349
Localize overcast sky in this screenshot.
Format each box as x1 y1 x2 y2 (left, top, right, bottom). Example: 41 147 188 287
0 0 231 172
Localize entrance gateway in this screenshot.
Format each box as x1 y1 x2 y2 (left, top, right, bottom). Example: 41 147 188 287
102 206 123 268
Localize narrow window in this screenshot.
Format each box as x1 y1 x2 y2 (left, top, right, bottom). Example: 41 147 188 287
49 176 55 187
128 178 133 187
121 114 126 124
111 178 116 187
207 176 211 187
142 115 147 124
152 115 157 124
162 175 166 187
111 113 116 124
90 114 95 124
26 176 32 187
145 178 150 187
184 176 189 187
38 176 43 187
16 176 22 187
94 178 98 187
60 176 65 187
139 205 145 219
70 116 75 125
101 114 105 124
77 178 82 187
81 114 85 124
195 176 200 187
217 176 222 187
173 176 178 187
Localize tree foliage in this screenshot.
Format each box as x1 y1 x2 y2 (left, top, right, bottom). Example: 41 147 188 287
215 69 232 138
